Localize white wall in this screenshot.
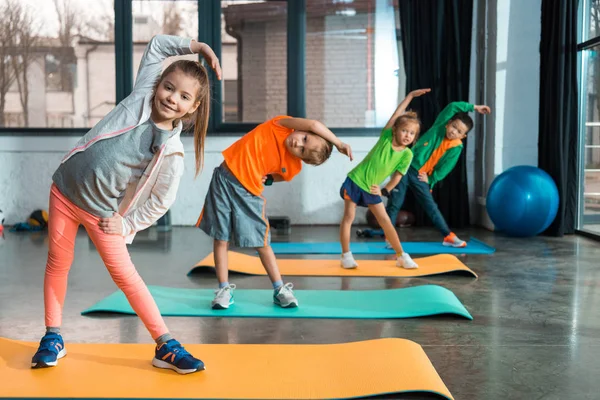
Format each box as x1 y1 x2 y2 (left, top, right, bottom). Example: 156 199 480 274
494 0 540 173
0 135 377 226
474 0 541 229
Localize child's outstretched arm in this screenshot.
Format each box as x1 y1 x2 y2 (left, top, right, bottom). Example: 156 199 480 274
430 102 491 128
132 35 222 95
383 88 431 130
278 118 353 161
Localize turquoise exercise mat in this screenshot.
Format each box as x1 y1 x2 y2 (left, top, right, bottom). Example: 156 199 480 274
269 237 495 255
82 285 472 320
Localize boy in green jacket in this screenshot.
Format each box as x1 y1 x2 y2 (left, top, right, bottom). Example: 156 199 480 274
384 99 491 248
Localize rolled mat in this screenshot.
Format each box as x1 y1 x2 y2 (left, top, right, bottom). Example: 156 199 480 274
82 284 472 320
269 237 495 255
189 251 477 278
0 337 453 399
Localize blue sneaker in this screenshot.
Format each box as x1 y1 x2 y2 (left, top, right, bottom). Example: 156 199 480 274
152 339 205 374
31 332 67 368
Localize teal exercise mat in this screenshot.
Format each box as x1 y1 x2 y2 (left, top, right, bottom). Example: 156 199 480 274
82 285 472 320
269 237 495 255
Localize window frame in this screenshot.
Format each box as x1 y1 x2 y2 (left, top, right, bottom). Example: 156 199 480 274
576 0 600 238
0 0 385 136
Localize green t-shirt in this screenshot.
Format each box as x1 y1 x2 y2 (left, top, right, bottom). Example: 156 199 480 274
347 128 413 192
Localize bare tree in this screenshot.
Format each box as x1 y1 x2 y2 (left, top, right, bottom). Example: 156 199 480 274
0 1 18 126
80 0 114 41
84 12 115 41
8 0 39 127
54 0 78 46
53 0 79 92
163 2 183 36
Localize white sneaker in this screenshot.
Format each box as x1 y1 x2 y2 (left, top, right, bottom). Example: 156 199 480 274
211 284 236 309
274 283 298 308
396 252 418 269
341 252 359 269
385 240 393 250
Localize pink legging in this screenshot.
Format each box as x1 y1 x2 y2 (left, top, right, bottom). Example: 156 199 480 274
44 184 168 339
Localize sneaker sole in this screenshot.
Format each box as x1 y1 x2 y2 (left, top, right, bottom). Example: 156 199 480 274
31 348 67 368
152 358 205 374
341 264 358 269
212 300 234 310
442 241 467 248
274 300 299 308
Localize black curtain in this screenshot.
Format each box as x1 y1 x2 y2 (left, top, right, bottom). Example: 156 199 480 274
538 0 579 236
397 0 473 229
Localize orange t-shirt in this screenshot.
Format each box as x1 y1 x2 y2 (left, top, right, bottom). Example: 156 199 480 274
223 116 303 196
418 137 462 175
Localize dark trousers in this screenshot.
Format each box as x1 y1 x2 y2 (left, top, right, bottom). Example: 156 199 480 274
386 167 451 237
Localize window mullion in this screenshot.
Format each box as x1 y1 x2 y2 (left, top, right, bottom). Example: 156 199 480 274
287 0 306 118
114 0 133 103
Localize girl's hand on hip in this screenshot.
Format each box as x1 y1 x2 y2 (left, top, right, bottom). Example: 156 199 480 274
99 213 124 235
370 185 382 196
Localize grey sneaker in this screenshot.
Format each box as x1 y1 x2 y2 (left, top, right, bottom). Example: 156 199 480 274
211 284 236 309
273 283 298 308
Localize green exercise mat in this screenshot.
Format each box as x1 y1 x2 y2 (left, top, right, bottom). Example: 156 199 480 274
82 285 472 320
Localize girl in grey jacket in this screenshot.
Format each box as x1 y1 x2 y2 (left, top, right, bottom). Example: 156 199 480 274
31 34 221 375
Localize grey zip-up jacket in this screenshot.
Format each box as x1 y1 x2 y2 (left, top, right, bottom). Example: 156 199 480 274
60 35 194 243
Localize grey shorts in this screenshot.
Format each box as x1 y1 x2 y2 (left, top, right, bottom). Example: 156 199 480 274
197 165 271 247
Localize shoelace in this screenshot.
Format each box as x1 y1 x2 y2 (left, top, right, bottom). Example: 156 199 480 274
278 282 294 295
214 284 236 299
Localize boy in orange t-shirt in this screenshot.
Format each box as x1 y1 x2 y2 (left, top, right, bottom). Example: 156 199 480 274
196 116 353 310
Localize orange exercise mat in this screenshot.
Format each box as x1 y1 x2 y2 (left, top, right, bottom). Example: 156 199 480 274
0 337 453 400
189 251 477 278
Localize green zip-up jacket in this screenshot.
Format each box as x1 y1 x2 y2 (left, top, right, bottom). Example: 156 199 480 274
411 101 474 188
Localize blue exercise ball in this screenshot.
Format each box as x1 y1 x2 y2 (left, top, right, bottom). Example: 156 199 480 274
486 165 559 237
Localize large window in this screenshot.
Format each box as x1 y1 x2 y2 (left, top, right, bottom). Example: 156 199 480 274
221 1 288 123
305 0 402 128
578 1 600 235
0 0 115 129
0 0 406 134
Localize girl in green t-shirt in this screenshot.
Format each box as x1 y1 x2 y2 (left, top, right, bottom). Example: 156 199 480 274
339 89 431 270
